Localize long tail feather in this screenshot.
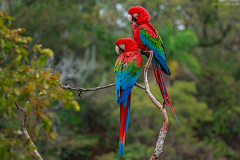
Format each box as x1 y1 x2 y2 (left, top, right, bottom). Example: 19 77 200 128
119 93 131 157
125 93 131 131
152 60 180 127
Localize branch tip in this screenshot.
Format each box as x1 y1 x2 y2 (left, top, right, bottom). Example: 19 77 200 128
15 102 43 160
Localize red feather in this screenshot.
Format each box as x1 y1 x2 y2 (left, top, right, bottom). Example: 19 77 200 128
119 94 131 154
128 6 180 127
153 64 177 118
152 64 166 100
116 38 138 52
128 6 150 23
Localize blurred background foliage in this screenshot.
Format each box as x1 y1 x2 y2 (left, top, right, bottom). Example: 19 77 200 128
0 0 240 159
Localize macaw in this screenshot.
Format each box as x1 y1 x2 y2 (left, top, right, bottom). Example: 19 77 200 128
114 38 142 156
128 6 180 127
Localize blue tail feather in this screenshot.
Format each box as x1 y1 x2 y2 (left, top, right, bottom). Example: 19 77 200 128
118 142 124 157
123 98 127 107
117 87 132 106
153 50 170 75
125 104 130 132
116 89 118 102
175 115 181 128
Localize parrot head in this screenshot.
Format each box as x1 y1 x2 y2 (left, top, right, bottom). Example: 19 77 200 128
115 38 138 54
128 6 150 24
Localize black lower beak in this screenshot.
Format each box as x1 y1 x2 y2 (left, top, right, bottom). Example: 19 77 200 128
119 48 124 53
132 17 137 22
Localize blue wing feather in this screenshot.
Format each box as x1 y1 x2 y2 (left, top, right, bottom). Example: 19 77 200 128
139 29 170 75
114 55 141 106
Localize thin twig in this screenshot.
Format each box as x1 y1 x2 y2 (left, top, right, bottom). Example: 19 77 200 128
144 51 168 160
60 82 145 98
15 102 43 160
134 82 146 90
51 66 55 75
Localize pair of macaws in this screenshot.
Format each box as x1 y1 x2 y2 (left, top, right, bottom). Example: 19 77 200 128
114 6 180 156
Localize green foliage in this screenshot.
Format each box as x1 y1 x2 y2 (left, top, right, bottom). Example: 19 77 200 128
159 23 200 76
0 11 79 159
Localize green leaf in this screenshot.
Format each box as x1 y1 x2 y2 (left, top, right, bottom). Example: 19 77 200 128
35 124 44 137
49 132 57 140
41 48 54 59
41 115 52 132
5 16 15 20
32 44 42 52
72 100 80 111
37 55 47 66
14 54 22 62
22 55 29 63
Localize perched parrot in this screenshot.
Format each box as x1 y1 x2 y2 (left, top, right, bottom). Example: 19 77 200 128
128 6 180 127
114 38 142 156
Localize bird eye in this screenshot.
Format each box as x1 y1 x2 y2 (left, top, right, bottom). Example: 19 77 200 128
120 44 125 49
134 13 138 16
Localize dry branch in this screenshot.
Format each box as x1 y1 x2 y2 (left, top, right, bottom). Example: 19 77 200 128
15 102 43 160
144 51 168 160
60 82 145 98
51 66 55 75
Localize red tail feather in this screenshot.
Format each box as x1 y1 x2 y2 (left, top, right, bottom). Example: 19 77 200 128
120 104 127 144
152 63 176 118
152 64 166 100
119 103 124 143
119 94 131 156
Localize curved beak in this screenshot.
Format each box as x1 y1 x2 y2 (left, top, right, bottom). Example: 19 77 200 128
128 14 133 24
115 45 120 54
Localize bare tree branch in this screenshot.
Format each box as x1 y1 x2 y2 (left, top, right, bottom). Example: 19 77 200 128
134 82 146 90
15 102 43 160
144 51 168 160
151 127 168 159
51 66 55 75
60 82 145 98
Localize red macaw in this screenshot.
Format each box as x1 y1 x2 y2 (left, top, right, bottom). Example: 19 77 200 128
115 38 142 156
128 6 180 127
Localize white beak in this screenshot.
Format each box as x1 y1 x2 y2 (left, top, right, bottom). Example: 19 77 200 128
128 14 133 23
115 45 119 54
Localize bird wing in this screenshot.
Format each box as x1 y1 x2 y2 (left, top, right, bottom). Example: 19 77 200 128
139 26 167 60
114 53 142 105
139 25 170 75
